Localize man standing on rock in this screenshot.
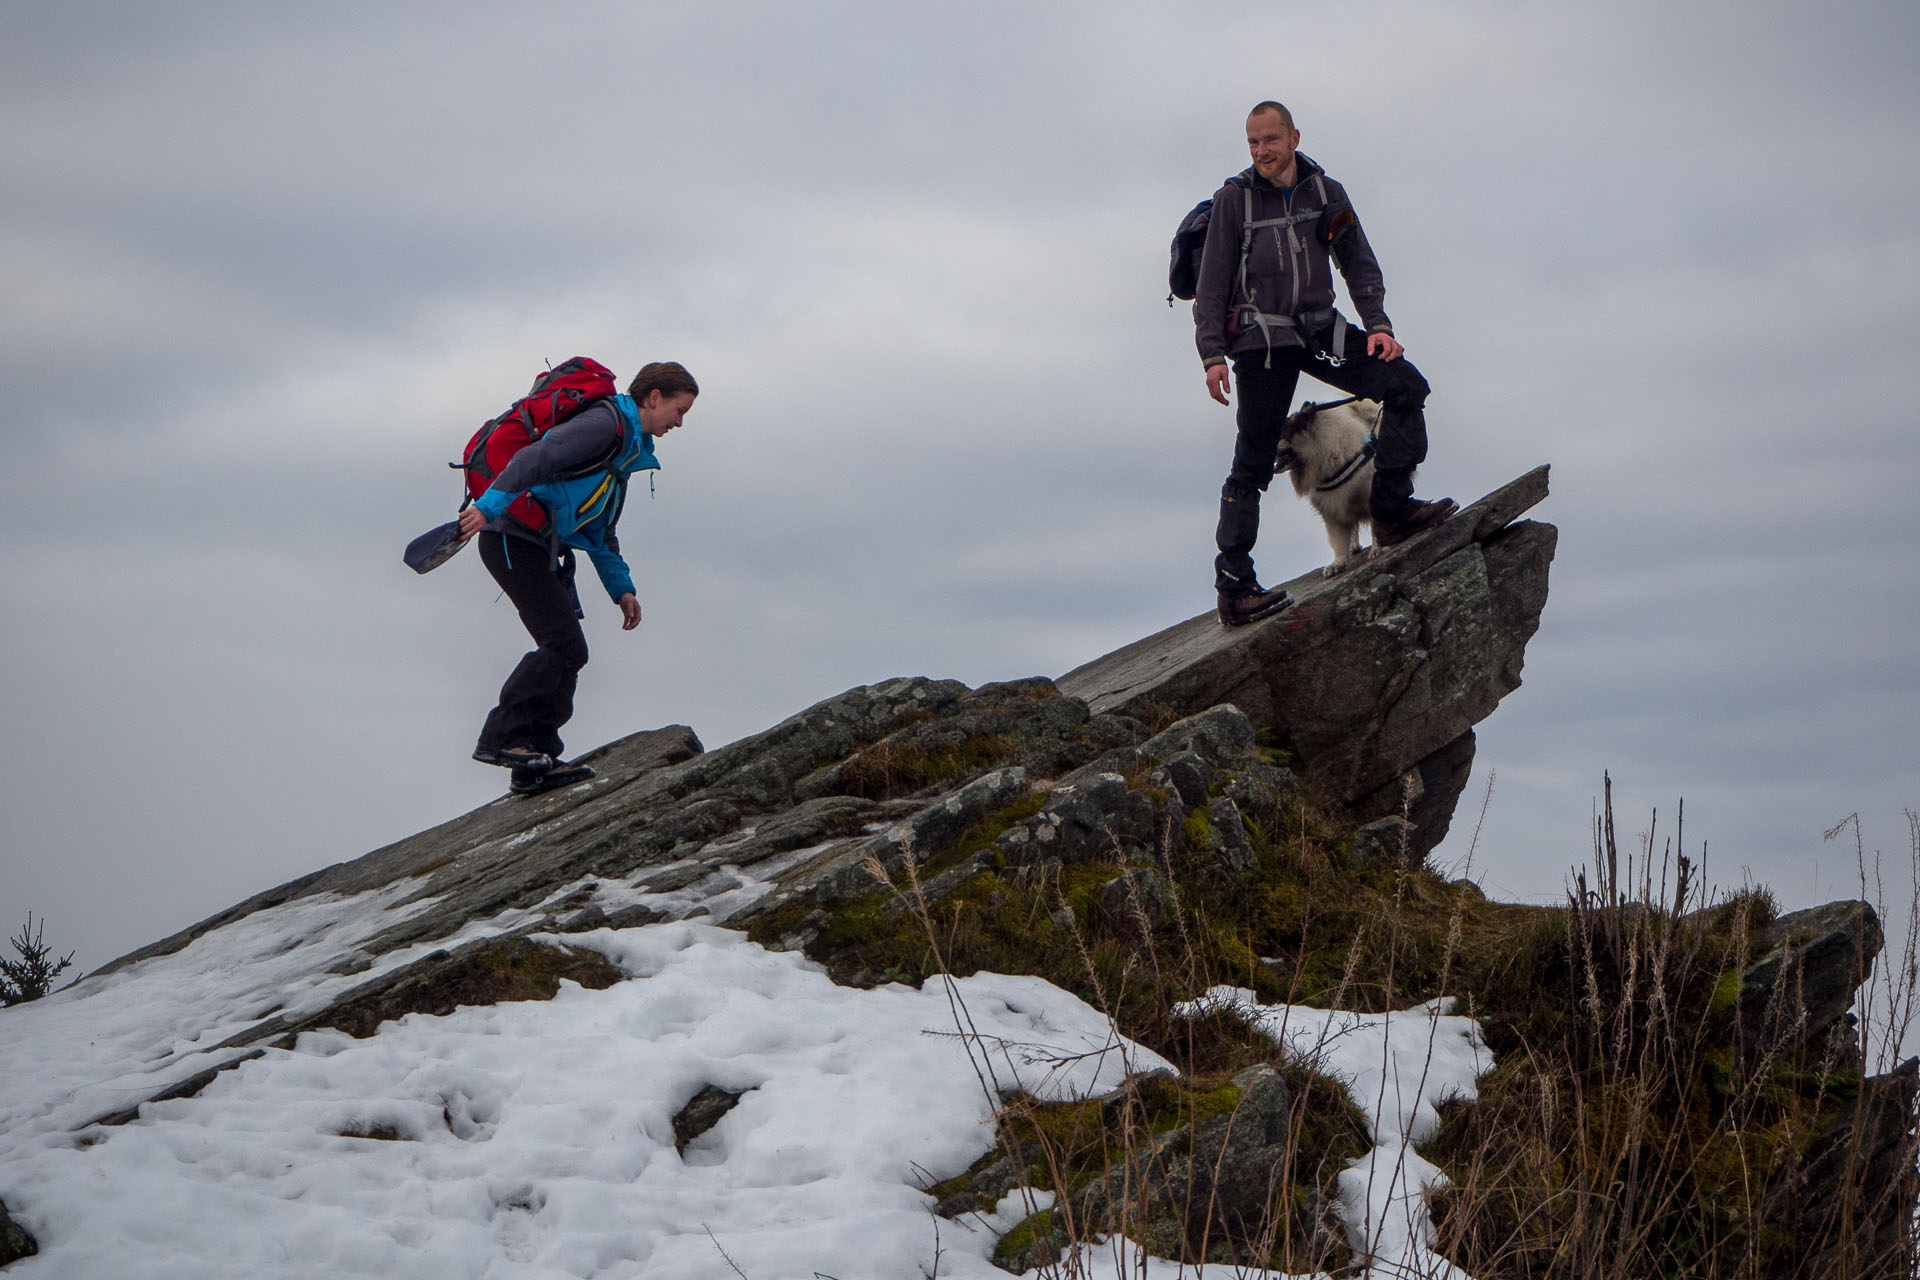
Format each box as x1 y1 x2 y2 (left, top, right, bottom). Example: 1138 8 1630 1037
1195 100 1454 626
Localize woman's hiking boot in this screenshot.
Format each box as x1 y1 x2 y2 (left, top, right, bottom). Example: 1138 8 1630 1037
510 761 597 795
1217 582 1293 627
473 744 555 772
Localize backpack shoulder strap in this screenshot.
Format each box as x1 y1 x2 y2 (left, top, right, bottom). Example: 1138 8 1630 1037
553 399 629 483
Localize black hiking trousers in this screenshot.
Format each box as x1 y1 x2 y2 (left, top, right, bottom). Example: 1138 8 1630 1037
475 532 587 761
1215 321 1430 595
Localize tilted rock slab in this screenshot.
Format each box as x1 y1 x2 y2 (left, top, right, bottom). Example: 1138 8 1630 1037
93 678 1119 980
69 684 1304 1116
1060 465 1554 857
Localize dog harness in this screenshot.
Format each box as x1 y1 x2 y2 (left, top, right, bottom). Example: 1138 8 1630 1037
1316 440 1376 493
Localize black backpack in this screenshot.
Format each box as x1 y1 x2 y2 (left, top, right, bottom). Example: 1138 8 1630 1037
1166 198 1214 303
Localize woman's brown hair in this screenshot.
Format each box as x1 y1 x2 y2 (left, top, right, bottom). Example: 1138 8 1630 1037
628 361 699 402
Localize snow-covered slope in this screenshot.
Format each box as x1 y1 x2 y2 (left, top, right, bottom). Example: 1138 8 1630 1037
0 876 1494 1279
2 887 1176 1278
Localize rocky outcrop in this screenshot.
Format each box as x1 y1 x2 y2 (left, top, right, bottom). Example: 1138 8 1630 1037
93 471 1553 996
737 697 1317 960
1060 466 1554 857
1739 900 1885 1055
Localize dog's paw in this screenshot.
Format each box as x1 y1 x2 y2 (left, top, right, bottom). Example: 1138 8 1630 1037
1322 561 1348 578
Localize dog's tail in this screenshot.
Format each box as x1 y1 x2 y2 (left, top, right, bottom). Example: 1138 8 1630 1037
1285 395 1363 434
1281 403 1323 435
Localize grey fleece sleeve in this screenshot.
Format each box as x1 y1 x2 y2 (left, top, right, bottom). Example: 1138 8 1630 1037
487 400 622 495
1326 180 1392 334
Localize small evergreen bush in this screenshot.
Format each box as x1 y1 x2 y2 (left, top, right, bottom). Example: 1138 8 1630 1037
0 913 74 1006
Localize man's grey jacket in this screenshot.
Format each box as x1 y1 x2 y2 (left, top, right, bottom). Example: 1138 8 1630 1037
1193 154 1394 369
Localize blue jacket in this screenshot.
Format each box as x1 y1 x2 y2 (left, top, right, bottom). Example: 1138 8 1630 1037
473 396 660 601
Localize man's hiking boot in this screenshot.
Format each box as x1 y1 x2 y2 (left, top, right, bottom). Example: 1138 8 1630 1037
1217 582 1294 627
474 744 554 772
511 761 596 795
1374 497 1458 548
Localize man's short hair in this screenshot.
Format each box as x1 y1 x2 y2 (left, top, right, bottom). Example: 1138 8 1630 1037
1247 100 1295 130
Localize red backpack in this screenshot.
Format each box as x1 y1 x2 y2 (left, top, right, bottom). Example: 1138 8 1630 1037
454 357 618 532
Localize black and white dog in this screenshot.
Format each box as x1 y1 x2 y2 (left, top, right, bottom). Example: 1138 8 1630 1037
1272 397 1383 577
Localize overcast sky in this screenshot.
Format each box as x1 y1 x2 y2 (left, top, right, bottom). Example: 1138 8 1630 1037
4 1 1916 975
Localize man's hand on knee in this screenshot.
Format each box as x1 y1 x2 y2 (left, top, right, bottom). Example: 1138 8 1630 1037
1367 332 1404 362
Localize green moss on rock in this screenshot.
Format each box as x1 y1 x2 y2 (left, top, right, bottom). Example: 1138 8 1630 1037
307 935 623 1039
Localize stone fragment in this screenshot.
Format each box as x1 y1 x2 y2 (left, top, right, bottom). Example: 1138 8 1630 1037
555 904 667 933
886 851 995 915
1072 1064 1292 1254
85 1049 270 1128
993 818 1053 869
770 909 833 954
1221 760 1293 820
1142 705 1258 766
749 767 1031 912
1346 816 1417 871
1154 751 1214 809
1740 899 1884 1052
934 1154 1024 1220
1037 773 1156 863
673 1084 749 1156
0 1197 37 1266
1208 797 1255 875
210 935 623 1054
1096 867 1178 936
553 905 611 933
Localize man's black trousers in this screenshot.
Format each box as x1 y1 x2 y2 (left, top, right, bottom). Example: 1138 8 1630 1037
475 532 587 761
1215 324 1431 595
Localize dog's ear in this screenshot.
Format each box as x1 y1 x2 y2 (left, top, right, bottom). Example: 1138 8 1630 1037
1273 443 1299 475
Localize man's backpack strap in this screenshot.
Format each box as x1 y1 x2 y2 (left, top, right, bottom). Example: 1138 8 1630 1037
1230 306 1349 367
1235 179 1347 368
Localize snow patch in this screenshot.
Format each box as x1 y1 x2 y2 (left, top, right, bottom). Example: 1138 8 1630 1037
2 920 1181 1278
